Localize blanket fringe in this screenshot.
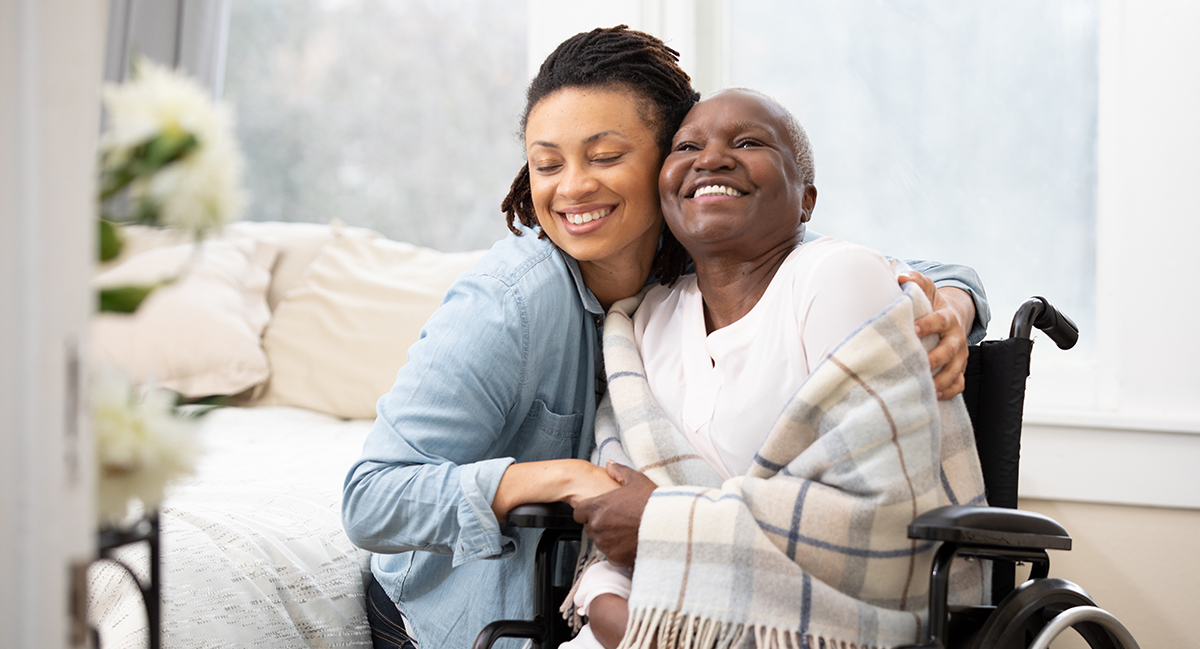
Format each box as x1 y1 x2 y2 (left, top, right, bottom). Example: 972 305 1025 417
615 608 886 649
559 536 606 632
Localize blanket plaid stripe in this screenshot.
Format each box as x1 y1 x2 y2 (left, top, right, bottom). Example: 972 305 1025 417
582 283 987 649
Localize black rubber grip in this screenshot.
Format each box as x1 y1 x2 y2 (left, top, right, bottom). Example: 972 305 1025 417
1010 297 1079 350
1031 296 1079 350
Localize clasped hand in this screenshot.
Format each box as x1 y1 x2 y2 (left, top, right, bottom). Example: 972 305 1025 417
573 461 657 567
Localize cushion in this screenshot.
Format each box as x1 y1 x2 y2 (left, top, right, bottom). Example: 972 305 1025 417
223 221 380 310
254 231 487 419
96 224 193 275
106 221 382 311
92 237 278 398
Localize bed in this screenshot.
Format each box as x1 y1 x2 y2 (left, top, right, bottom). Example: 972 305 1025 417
87 221 487 648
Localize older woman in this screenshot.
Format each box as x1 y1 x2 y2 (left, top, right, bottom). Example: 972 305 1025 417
571 89 987 649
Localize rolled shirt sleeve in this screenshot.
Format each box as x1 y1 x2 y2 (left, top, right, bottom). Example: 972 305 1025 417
902 260 990 345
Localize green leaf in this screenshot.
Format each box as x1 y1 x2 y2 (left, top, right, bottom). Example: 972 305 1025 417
142 131 198 171
98 132 198 203
98 284 159 313
98 220 124 261
98 163 138 203
173 393 227 420
185 395 229 408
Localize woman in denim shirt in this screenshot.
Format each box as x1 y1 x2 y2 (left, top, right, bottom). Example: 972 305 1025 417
342 26 989 649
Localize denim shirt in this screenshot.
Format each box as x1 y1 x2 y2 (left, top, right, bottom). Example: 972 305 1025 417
341 226 991 649
342 226 603 649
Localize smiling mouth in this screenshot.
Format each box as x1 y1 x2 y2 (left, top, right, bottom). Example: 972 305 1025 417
560 207 613 225
690 184 745 198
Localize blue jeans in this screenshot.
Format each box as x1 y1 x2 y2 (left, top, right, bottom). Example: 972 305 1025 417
367 574 418 649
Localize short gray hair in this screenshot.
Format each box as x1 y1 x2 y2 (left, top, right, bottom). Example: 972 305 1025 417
719 88 815 187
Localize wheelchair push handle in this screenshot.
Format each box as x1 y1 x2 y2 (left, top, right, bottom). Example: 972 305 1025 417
1010 296 1078 350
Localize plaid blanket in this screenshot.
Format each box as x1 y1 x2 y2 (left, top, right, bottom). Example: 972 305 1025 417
578 282 988 649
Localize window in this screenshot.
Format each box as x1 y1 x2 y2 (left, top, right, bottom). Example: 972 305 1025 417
223 0 1100 342
223 0 529 251
727 0 1098 347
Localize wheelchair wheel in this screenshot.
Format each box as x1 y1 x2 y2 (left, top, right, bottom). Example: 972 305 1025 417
969 578 1120 649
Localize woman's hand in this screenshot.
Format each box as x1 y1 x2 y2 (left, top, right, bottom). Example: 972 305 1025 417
573 462 657 567
491 460 620 522
899 272 975 400
562 461 624 508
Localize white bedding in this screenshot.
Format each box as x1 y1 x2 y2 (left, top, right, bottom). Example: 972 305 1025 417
89 406 374 648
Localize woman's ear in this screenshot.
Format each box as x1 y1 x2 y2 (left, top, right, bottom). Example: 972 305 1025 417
800 184 818 222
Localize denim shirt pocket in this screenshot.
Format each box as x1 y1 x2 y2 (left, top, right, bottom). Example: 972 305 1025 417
516 399 584 460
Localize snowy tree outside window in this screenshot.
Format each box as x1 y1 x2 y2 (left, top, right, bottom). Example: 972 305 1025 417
730 0 1098 348
223 0 528 251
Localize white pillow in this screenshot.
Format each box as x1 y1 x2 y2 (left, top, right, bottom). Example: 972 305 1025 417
92 238 278 398
255 231 487 419
96 224 193 275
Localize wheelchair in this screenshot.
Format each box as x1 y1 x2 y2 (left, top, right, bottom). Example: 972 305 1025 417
475 297 1140 649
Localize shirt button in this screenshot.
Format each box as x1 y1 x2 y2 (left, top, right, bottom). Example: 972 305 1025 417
593 315 604 327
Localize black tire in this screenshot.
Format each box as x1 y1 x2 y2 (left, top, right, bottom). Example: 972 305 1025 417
970 578 1120 649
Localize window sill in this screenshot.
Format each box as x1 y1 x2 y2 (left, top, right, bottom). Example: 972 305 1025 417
1017 413 1200 510
1024 408 1200 436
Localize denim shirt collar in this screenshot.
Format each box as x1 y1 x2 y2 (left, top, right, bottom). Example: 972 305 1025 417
559 249 605 317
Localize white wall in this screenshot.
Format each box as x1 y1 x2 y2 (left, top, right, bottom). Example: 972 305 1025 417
0 1 106 647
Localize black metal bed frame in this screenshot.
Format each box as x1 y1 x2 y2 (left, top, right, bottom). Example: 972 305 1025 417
93 512 161 649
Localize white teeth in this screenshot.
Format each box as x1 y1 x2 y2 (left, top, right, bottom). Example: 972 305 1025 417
564 207 613 225
693 185 744 198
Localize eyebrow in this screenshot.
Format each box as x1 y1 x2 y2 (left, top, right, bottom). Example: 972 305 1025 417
731 120 775 133
530 130 625 149
585 130 621 144
678 119 774 135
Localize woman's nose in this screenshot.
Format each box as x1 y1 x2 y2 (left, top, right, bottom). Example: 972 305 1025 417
694 144 734 171
558 162 599 199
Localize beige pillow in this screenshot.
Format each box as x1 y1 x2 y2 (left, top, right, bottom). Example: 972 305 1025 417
92 238 278 398
224 221 381 310
256 232 487 419
106 221 383 311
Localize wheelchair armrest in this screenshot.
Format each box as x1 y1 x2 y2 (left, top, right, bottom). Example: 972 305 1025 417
473 620 546 649
908 505 1072 551
507 502 582 530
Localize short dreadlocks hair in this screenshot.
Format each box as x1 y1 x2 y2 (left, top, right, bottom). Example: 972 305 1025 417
500 25 700 286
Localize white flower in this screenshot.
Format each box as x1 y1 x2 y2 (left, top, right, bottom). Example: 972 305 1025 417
138 131 245 233
93 369 199 524
101 59 245 233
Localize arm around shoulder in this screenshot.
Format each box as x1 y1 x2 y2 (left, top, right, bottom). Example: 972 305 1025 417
805 231 990 344
904 259 990 344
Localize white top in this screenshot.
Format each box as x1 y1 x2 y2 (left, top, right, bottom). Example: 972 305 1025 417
633 237 903 479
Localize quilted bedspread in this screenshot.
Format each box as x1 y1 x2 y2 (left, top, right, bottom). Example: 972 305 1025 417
88 406 373 648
